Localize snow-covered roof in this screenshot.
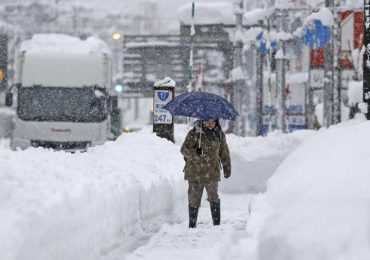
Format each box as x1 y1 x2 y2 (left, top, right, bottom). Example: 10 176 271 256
154 77 176 87
178 2 235 25
20 34 111 56
304 7 334 27
343 0 362 10
269 31 293 41
244 8 274 26
240 27 264 44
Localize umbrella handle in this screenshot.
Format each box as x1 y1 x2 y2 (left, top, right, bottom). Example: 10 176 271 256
198 120 203 148
198 131 201 148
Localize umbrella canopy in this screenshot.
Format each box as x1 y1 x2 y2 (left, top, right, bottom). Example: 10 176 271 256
163 92 239 120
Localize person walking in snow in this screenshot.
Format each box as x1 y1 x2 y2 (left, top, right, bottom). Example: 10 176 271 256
181 119 231 228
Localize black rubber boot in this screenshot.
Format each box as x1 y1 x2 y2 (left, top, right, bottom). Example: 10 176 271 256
210 202 220 225
189 206 199 228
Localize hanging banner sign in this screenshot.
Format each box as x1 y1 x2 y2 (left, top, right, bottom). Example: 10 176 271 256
153 89 173 124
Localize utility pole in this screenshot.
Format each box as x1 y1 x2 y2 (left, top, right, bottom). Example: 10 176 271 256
364 0 370 119
256 47 264 136
0 33 7 92
231 0 245 135
275 9 288 132
0 32 7 107
323 0 334 127
332 3 342 124
187 1 195 93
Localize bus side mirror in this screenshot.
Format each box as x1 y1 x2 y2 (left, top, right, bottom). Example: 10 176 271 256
108 96 118 113
5 93 13 107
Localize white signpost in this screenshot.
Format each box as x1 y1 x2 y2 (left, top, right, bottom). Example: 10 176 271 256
153 77 175 142
153 90 173 124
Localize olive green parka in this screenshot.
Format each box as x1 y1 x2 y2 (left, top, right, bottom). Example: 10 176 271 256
180 126 231 182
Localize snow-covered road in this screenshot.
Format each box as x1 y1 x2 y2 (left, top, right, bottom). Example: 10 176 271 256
125 194 252 260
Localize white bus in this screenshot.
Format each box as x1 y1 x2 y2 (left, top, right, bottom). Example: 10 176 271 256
8 34 118 151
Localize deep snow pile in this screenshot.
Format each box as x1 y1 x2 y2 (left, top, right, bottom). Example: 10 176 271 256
0 132 186 260
230 119 370 260
0 124 314 260
220 130 316 193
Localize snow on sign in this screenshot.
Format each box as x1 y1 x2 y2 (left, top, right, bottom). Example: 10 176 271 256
154 90 173 124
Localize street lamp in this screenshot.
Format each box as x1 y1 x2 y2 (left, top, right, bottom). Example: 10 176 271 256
112 32 122 41
111 31 123 79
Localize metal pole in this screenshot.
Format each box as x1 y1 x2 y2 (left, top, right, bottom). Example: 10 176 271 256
275 9 288 132
323 0 334 127
332 4 342 124
256 50 264 136
276 49 286 132
266 18 273 133
364 0 370 119
232 0 244 135
187 1 195 92
0 33 8 92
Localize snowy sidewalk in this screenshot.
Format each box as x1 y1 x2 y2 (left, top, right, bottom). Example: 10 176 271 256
125 194 252 260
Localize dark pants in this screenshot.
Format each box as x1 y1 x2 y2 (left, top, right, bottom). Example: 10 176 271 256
188 181 220 208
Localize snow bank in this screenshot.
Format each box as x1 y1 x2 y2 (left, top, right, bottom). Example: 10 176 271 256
178 2 235 25
348 80 363 106
0 132 186 260
220 130 316 194
231 120 370 260
0 123 317 260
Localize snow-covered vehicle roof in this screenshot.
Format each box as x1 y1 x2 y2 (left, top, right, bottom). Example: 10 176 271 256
20 34 111 56
17 34 112 88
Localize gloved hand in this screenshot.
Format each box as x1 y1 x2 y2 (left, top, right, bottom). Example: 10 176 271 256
196 147 203 156
223 172 231 179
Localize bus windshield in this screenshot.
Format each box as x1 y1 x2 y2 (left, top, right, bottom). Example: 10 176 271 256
17 86 107 123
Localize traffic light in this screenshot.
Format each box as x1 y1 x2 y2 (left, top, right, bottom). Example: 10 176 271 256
114 84 123 93
0 34 7 91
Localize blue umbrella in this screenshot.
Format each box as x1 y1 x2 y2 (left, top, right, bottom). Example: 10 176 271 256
163 92 239 120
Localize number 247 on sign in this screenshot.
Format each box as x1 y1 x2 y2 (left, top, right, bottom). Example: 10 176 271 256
154 115 167 122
